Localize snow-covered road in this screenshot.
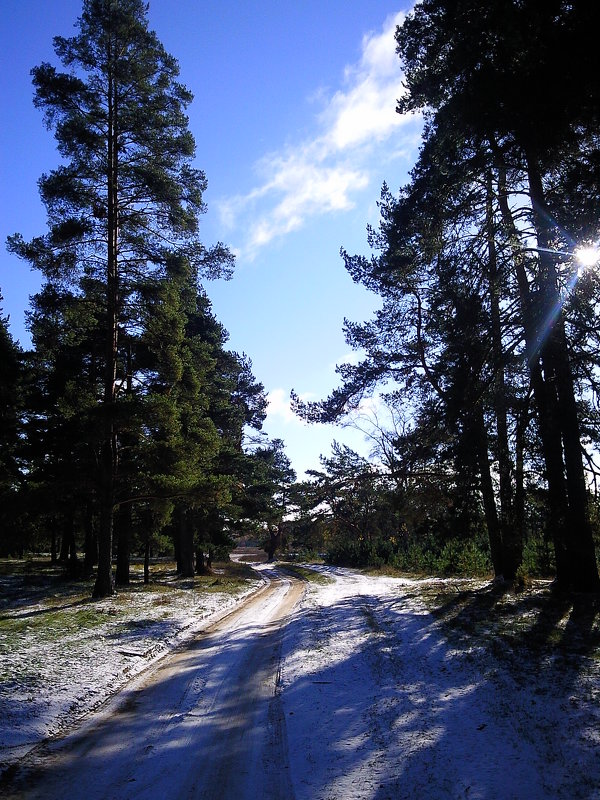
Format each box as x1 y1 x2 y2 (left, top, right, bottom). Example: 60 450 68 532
5 565 600 799
281 567 600 800
7 566 304 800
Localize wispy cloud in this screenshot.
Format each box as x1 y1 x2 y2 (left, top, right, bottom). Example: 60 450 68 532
332 351 363 370
218 11 416 259
266 388 310 425
321 12 408 152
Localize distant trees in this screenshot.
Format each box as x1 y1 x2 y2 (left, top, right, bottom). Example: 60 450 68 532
239 439 296 561
0 296 24 557
304 443 397 567
295 0 600 589
5 0 284 594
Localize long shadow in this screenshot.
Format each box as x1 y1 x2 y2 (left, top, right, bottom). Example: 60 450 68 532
0 597 94 623
3 577 599 800
3 610 296 799
559 593 600 654
279 582 600 799
431 579 600 674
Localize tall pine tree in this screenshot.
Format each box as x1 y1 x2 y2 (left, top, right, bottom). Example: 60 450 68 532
395 0 600 589
9 0 232 597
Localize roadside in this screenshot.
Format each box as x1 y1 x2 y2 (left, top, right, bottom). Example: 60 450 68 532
279 567 600 799
3 565 305 800
2 561 599 799
0 557 265 774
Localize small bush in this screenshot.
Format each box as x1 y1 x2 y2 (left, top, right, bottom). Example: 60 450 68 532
358 536 488 575
520 534 555 577
438 538 491 576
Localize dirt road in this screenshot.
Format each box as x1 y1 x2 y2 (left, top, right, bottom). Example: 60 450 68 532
7 566 305 800
6 566 599 799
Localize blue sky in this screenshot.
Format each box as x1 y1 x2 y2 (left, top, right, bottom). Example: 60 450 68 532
0 1 422 478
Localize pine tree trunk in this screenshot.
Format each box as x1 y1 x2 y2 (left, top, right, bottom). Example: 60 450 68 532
196 547 209 575
174 518 182 573
68 524 80 579
58 516 70 563
95 461 115 597
83 502 97 577
50 525 58 564
514 396 529 562
495 159 572 583
486 172 521 579
144 539 150 584
474 412 503 577
526 156 599 591
178 507 195 577
60 508 77 565
93 54 119 600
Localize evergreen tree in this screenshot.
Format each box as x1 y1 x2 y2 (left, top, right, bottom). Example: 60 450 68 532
297 1 599 589
8 0 232 597
169 289 267 576
241 439 296 561
395 0 600 589
23 282 102 572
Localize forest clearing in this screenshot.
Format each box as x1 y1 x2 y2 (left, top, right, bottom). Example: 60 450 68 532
1 560 599 799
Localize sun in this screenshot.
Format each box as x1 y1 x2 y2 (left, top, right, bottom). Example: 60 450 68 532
575 245 600 271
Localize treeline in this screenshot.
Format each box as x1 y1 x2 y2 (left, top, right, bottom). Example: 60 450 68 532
282 440 548 578
294 0 600 590
1 0 293 596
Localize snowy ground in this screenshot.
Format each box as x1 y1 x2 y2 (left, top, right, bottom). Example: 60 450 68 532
2 562 600 799
280 567 600 800
0 560 264 770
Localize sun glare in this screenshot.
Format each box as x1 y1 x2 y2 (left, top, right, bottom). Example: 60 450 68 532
575 245 600 270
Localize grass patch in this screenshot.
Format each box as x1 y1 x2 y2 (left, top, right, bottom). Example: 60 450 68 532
278 563 334 584
363 564 430 579
221 560 260 581
0 557 261 668
0 601 113 654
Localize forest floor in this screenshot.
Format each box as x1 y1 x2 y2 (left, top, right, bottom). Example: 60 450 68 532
1 558 600 798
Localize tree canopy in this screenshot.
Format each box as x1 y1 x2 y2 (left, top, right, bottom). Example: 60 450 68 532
294 0 600 590
5 0 285 595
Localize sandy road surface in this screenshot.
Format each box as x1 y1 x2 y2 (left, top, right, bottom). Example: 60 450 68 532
7 566 599 799
7 565 305 800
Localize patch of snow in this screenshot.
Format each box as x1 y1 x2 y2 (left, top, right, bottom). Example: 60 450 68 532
0 574 263 771
3 564 600 799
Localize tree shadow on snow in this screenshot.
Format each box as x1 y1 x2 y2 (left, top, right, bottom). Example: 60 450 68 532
3 581 600 800
280 585 600 800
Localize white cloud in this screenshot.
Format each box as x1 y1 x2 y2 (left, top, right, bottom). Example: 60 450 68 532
323 12 408 152
266 388 310 425
245 158 369 254
218 11 416 259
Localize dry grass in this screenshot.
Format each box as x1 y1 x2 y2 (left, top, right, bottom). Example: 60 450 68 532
278 563 334 584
